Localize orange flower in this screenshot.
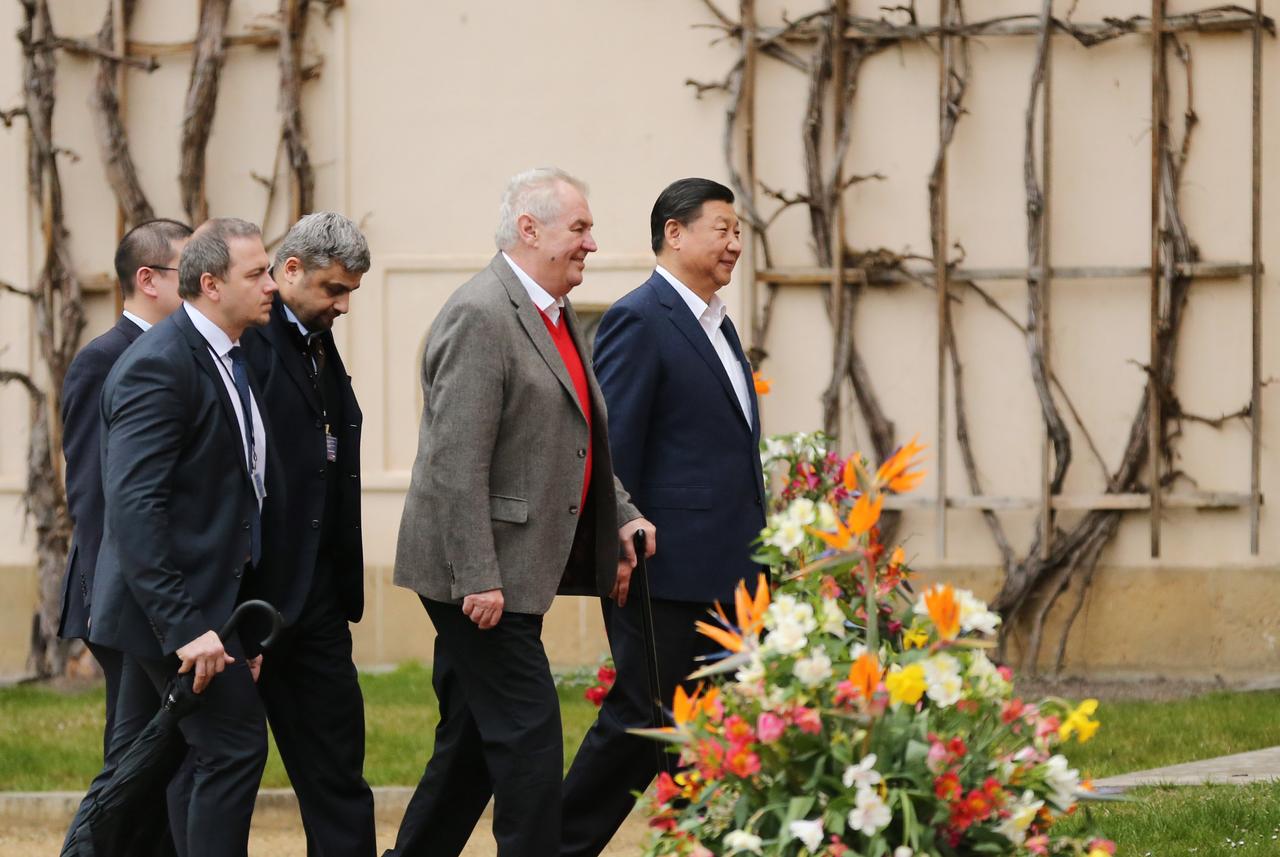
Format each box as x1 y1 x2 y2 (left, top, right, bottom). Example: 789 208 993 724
924 583 961 641
696 573 770 652
842 453 861 493
753 371 771 395
847 492 884 535
848 651 883 699
807 493 884 551
876 436 927 493
671 684 720 729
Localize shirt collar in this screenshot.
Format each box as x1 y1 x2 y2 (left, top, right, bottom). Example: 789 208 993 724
655 265 727 329
502 251 563 324
183 302 236 357
280 301 318 342
121 310 152 332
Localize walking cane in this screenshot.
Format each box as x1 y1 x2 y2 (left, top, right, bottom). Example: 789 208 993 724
631 529 669 775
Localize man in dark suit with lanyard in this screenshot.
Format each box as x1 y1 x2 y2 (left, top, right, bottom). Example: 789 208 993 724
239 211 375 856
59 218 192 853
89 217 277 857
560 178 768 856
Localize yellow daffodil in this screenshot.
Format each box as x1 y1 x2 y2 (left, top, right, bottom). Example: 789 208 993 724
901 625 929 650
1059 698 1101 743
885 663 927 706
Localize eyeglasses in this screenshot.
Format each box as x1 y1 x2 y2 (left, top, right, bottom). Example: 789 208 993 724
144 265 178 273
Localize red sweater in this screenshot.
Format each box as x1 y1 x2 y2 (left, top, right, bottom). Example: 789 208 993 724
538 309 592 510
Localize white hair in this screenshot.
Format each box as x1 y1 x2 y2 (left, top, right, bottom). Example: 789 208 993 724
493 167 589 251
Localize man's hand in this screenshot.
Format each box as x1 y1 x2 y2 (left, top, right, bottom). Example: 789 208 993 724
610 559 633 607
176 630 234 694
619 517 657 567
462 588 504 630
248 654 263 683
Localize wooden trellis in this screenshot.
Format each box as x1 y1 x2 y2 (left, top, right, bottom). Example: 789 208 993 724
732 2 1266 556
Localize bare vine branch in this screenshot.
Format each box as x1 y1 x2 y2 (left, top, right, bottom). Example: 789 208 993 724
90 0 155 228
179 0 231 223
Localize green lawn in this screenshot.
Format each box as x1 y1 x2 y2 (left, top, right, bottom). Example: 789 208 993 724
3 671 1279 854
0 662 604 791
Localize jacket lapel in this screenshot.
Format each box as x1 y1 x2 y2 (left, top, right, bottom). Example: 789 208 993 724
721 315 761 440
492 255 583 417
262 299 324 415
650 274 753 435
174 308 253 482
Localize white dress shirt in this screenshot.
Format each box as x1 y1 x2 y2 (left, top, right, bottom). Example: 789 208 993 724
282 301 320 372
182 302 267 508
655 265 752 423
503 252 564 326
122 310 151 332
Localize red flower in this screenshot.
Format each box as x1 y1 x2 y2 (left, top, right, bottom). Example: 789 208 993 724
725 746 761 778
934 771 961 801
654 772 680 804
596 665 616 686
584 685 608 707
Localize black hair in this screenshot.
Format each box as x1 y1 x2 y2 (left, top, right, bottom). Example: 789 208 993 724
649 178 735 254
114 218 193 299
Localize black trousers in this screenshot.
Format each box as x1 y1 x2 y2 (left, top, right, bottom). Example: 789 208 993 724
109 634 267 857
560 597 719 857
384 598 563 857
256 586 376 857
62 642 179 856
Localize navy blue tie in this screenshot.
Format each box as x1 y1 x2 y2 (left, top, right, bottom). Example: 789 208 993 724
227 346 262 567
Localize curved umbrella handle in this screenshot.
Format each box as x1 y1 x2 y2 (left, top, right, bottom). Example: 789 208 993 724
218 599 284 649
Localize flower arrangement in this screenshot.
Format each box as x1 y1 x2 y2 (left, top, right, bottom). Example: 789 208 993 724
638 437 1112 857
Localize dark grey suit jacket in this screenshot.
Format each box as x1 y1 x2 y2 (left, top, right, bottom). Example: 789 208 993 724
394 254 640 615
58 315 144 640
89 306 267 658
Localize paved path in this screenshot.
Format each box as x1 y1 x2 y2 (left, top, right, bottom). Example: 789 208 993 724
1094 746 1280 789
6 749 1280 854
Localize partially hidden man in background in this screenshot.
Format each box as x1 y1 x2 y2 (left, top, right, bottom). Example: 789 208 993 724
240 212 376 857
60 218 193 856
561 177 768 857
89 218 278 857
385 168 655 857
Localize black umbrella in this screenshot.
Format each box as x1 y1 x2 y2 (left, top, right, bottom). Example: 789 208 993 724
62 599 283 857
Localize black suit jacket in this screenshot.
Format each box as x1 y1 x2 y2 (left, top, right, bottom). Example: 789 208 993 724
593 272 767 606
58 316 144 640
240 298 364 624
89 307 269 658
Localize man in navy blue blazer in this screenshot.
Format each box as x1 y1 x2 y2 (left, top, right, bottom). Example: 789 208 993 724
59 218 192 855
560 178 768 856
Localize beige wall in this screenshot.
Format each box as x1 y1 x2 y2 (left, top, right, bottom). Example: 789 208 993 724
2 0 1278 679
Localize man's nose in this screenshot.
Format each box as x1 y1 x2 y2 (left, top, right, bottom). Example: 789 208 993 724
334 295 350 315
583 232 599 253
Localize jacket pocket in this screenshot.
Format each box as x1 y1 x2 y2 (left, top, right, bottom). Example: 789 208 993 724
489 494 529 523
643 483 712 510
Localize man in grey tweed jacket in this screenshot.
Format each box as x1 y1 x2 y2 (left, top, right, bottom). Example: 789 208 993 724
384 168 654 857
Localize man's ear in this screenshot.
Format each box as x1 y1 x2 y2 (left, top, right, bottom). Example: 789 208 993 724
200 271 220 302
517 213 539 246
664 218 682 252
135 268 158 299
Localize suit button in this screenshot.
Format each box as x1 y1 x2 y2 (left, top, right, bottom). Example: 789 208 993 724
754 497 762 506
576 448 586 459
569 505 579 515
233 568 243 579
318 467 326 477
241 520 250 530
311 519 320 529
314 419 323 429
